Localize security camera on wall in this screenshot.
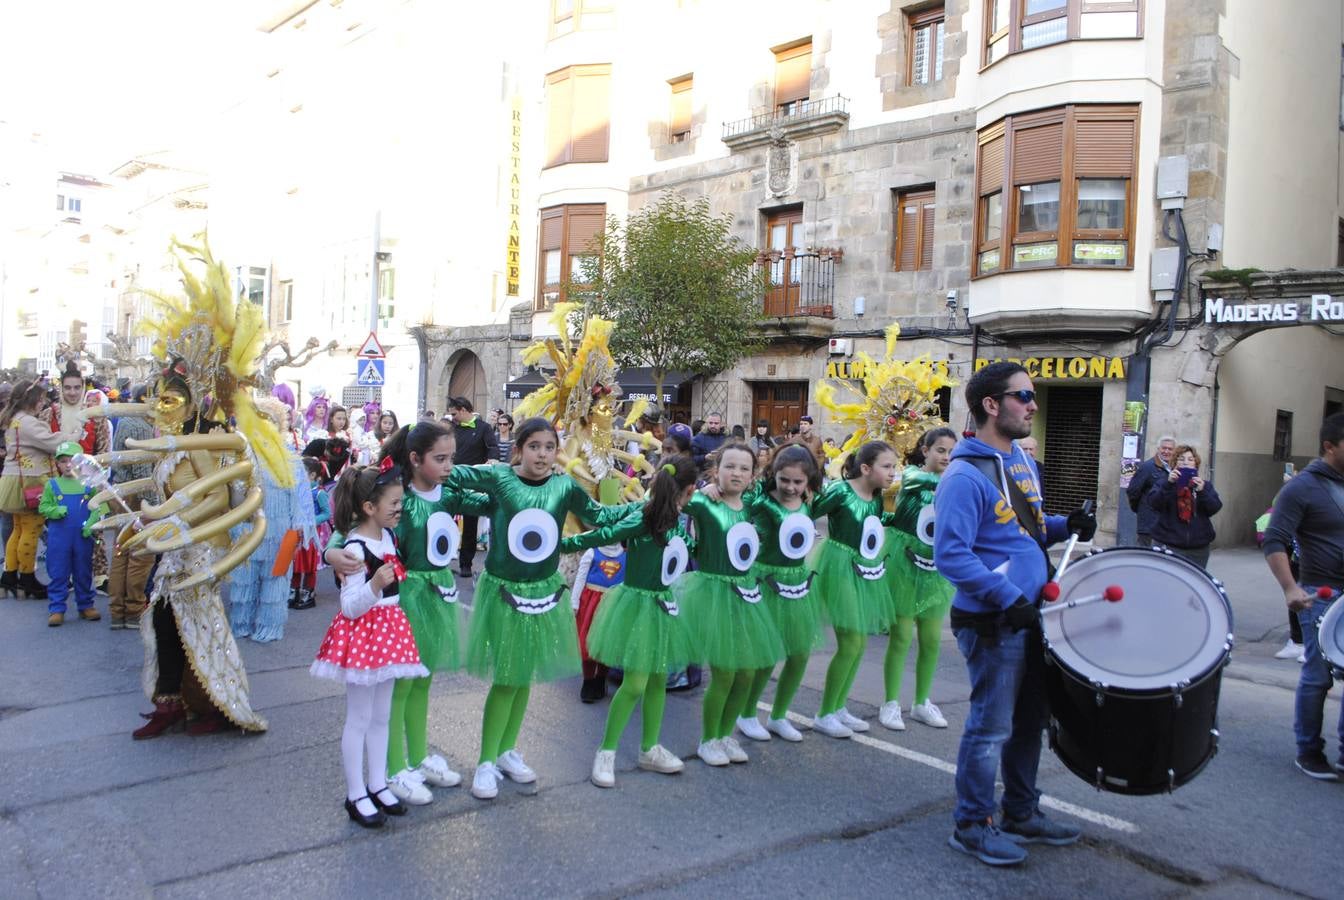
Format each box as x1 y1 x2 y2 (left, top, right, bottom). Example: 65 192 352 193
946 289 958 310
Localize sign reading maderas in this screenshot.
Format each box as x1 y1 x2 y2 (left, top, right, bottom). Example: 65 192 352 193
1205 294 1344 325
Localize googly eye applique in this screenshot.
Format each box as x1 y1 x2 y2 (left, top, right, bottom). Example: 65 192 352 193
661 536 689 586
506 508 558 564
425 511 460 567
726 521 760 572
778 512 815 560
859 515 885 559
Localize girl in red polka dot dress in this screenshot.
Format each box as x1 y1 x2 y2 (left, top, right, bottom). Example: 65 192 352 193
310 460 428 829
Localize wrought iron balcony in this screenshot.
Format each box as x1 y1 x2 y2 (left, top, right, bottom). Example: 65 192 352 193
756 247 842 332
722 95 849 150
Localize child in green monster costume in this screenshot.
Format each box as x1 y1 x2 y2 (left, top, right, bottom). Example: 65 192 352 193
880 427 958 732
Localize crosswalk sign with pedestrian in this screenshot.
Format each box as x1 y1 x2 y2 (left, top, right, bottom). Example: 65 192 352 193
356 358 385 386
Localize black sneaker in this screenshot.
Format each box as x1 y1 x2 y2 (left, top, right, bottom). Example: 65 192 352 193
1000 808 1082 846
579 677 606 703
1295 753 1340 780
948 819 1027 866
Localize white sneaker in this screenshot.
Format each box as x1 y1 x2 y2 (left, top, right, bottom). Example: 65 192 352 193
638 744 684 774
879 701 906 731
470 762 500 800
1275 640 1305 660
736 715 772 742
909 701 948 728
1298 651 1307 664
387 768 434 805
721 735 749 763
811 712 853 739
591 749 616 788
697 739 730 767
416 753 462 788
766 717 803 742
495 749 537 784
836 707 871 733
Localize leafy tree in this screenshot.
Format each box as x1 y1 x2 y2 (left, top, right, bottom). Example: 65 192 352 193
574 193 766 404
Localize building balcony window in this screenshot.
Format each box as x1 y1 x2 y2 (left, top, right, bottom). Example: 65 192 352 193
755 247 841 339
722 95 849 150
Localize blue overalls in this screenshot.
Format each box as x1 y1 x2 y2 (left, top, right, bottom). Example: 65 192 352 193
46 478 95 615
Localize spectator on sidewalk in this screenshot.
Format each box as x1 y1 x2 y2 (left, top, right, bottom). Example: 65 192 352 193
1126 435 1177 547
795 415 825 467
1146 444 1221 569
449 396 498 578
691 412 726 471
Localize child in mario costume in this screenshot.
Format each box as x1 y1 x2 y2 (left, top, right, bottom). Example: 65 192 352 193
38 441 106 626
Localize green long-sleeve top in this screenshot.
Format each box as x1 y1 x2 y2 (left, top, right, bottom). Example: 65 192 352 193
444 464 634 582
398 483 492 572
561 506 693 593
38 475 107 533
811 478 894 560
891 465 940 538
743 486 817 568
683 491 760 577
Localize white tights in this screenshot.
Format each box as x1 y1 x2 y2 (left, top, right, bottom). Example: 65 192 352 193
343 680 395 813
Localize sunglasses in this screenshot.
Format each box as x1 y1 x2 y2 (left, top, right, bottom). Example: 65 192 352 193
995 389 1037 405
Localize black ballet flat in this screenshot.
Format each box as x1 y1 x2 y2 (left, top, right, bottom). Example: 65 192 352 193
344 796 386 829
369 786 408 816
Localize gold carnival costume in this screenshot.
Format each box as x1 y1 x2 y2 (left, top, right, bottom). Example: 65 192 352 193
85 239 294 736
514 303 658 503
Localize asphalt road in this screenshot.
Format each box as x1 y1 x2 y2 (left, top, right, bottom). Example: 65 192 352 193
0 548 1337 899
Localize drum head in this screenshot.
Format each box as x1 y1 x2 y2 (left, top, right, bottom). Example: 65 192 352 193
1044 548 1232 691
1319 600 1344 669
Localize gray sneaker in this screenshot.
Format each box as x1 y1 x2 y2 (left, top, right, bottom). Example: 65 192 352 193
949 819 1027 866
1000 808 1082 846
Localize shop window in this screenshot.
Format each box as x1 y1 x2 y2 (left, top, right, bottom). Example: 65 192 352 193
1273 410 1292 461
550 0 612 37
545 64 611 167
536 204 606 310
773 40 812 115
983 0 1142 67
668 75 693 143
907 5 946 86
894 188 936 271
974 104 1138 276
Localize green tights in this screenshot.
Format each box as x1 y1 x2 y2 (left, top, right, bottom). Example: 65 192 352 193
479 683 531 764
387 675 433 775
701 667 752 742
819 628 868 716
600 671 668 752
883 615 943 705
738 653 810 722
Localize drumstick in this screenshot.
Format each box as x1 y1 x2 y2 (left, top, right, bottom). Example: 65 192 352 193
1318 586 1336 600
1040 583 1124 613
1051 499 1095 582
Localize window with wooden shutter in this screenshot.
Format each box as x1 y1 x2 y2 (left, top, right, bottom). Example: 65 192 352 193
668 76 692 143
544 64 611 168
973 104 1138 276
894 189 936 272
773 40 812 114
907 5 946 86
536 204 606 310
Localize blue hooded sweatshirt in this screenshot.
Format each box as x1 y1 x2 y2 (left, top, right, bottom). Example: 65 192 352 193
934 436 1068 614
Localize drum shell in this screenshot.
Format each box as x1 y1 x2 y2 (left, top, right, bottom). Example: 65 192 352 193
1045 651 1224 794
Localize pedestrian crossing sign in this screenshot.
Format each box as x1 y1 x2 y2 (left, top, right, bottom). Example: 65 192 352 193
356 358 385 386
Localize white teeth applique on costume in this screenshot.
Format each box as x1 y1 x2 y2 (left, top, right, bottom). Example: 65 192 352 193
733 582 764 603
767 573 814 600
904 549 938 573
655 596 681 617
852 559 886 580
437 583 459 604
499 586 563 615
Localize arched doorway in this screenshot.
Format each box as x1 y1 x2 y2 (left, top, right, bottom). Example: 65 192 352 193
444 350 489 415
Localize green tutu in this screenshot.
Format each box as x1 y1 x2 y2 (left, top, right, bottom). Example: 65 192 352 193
757 561 823 656
813 538 894 634
675 570 785 669
587 583 697 674
399 569 466 672
885 529 954 620
466 570 579 686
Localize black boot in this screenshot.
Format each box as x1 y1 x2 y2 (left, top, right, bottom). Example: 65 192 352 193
292 588 315 610
0 570 17 597
580 677 607 703
287 585 302 609
18 573 46 600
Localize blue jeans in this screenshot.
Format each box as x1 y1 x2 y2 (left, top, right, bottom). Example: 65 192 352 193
1295 594 1343 758
953 622 1048 824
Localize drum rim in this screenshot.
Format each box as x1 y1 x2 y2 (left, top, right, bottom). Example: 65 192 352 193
1318 598 1344 668
1044 546 1233 690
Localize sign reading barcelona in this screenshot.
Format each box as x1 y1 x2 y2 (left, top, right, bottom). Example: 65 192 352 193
973 356 1127 380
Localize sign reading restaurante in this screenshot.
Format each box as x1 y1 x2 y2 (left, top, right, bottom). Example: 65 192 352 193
1204 294 1344 325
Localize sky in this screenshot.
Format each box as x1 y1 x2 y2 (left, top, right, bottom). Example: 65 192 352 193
0 0 271 173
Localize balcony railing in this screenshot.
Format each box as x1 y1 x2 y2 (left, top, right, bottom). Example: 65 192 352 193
756 247 842 318
722 95 850 149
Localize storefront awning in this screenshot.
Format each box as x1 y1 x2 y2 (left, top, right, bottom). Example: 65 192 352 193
503 368 692 405
503 369 551 401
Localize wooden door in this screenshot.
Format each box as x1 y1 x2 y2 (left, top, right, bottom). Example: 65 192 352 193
764 208 802 316
752 381 807 440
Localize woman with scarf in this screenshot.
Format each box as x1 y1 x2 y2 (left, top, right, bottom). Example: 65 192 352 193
1145 444 1222 569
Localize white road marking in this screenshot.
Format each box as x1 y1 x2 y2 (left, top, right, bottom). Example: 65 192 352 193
763 704 1141 835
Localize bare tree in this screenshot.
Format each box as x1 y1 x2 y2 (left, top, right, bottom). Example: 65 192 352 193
256 335 338 391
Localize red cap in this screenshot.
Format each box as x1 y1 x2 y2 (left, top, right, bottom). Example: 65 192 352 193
1041 582 1061 602
1103 585 1124 602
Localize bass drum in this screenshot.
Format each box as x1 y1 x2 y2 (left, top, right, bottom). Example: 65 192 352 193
1043 547 1233 795
1317 596 1344 675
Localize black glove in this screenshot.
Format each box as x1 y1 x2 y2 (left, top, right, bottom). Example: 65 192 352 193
1004 597 1040 632
1066 505 1097 541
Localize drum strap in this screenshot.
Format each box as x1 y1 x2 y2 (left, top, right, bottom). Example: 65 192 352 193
967 456 1055 584
1313 470 1344 522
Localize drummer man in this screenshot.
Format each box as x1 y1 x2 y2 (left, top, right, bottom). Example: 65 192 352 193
935 361 1096 867
1263 412 1344 781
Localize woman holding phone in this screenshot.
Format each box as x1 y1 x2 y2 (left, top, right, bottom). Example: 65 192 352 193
1145 444 1222 568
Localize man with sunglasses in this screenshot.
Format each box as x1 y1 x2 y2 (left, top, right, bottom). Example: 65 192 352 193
934 362 1096 866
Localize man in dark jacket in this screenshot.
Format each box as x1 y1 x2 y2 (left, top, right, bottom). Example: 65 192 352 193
1264 412 1344 781
690 412 726 470
1125 435 1176 546
449 396 498 577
